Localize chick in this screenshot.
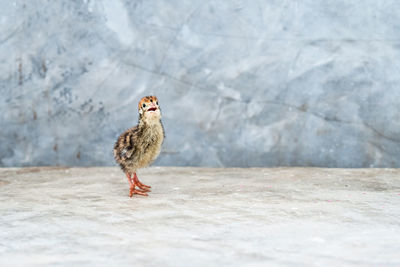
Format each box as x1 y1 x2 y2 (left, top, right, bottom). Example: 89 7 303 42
114 96 165 197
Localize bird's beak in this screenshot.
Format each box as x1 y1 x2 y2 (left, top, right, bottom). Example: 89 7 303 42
147 103 157 112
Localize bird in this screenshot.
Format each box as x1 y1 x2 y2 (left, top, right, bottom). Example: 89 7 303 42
114 95 165 197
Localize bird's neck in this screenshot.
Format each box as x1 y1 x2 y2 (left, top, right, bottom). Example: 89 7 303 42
139 117 161 129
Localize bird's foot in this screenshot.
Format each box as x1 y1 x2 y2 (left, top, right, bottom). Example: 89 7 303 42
131 178 151 192
133 173 151 190
135 181 151 192
129 186 148 197
138 181 151 189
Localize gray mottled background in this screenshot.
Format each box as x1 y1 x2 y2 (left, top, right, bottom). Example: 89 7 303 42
1 0 400 167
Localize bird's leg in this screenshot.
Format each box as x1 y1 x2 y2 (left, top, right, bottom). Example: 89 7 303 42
126 173 148 197
133 172 151 190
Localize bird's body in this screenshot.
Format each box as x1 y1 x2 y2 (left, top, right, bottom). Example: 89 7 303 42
114 121 164 173
114 96 164 197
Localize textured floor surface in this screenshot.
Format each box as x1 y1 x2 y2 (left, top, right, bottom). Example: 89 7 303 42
0 167 399 266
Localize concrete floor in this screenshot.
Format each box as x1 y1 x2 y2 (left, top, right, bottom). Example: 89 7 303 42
0 167 399 266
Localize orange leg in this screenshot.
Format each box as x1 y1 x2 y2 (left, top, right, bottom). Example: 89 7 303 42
126 173 148 197
133 173 151 190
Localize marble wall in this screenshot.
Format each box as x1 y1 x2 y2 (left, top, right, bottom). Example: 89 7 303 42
1 0 400 167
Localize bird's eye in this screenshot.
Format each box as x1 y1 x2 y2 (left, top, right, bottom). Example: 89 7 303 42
142 103 146 108
150 99 153 102
156 101 159 105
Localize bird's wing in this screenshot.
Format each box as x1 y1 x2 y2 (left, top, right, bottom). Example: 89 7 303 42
114 126 140 162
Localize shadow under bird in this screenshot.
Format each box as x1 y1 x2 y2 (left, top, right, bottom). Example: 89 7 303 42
114 96 165 197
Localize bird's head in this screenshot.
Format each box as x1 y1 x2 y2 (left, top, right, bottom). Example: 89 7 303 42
138 95 161 123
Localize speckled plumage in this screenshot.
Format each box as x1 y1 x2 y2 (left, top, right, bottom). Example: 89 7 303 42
114 121 164 173
113 96 164 197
